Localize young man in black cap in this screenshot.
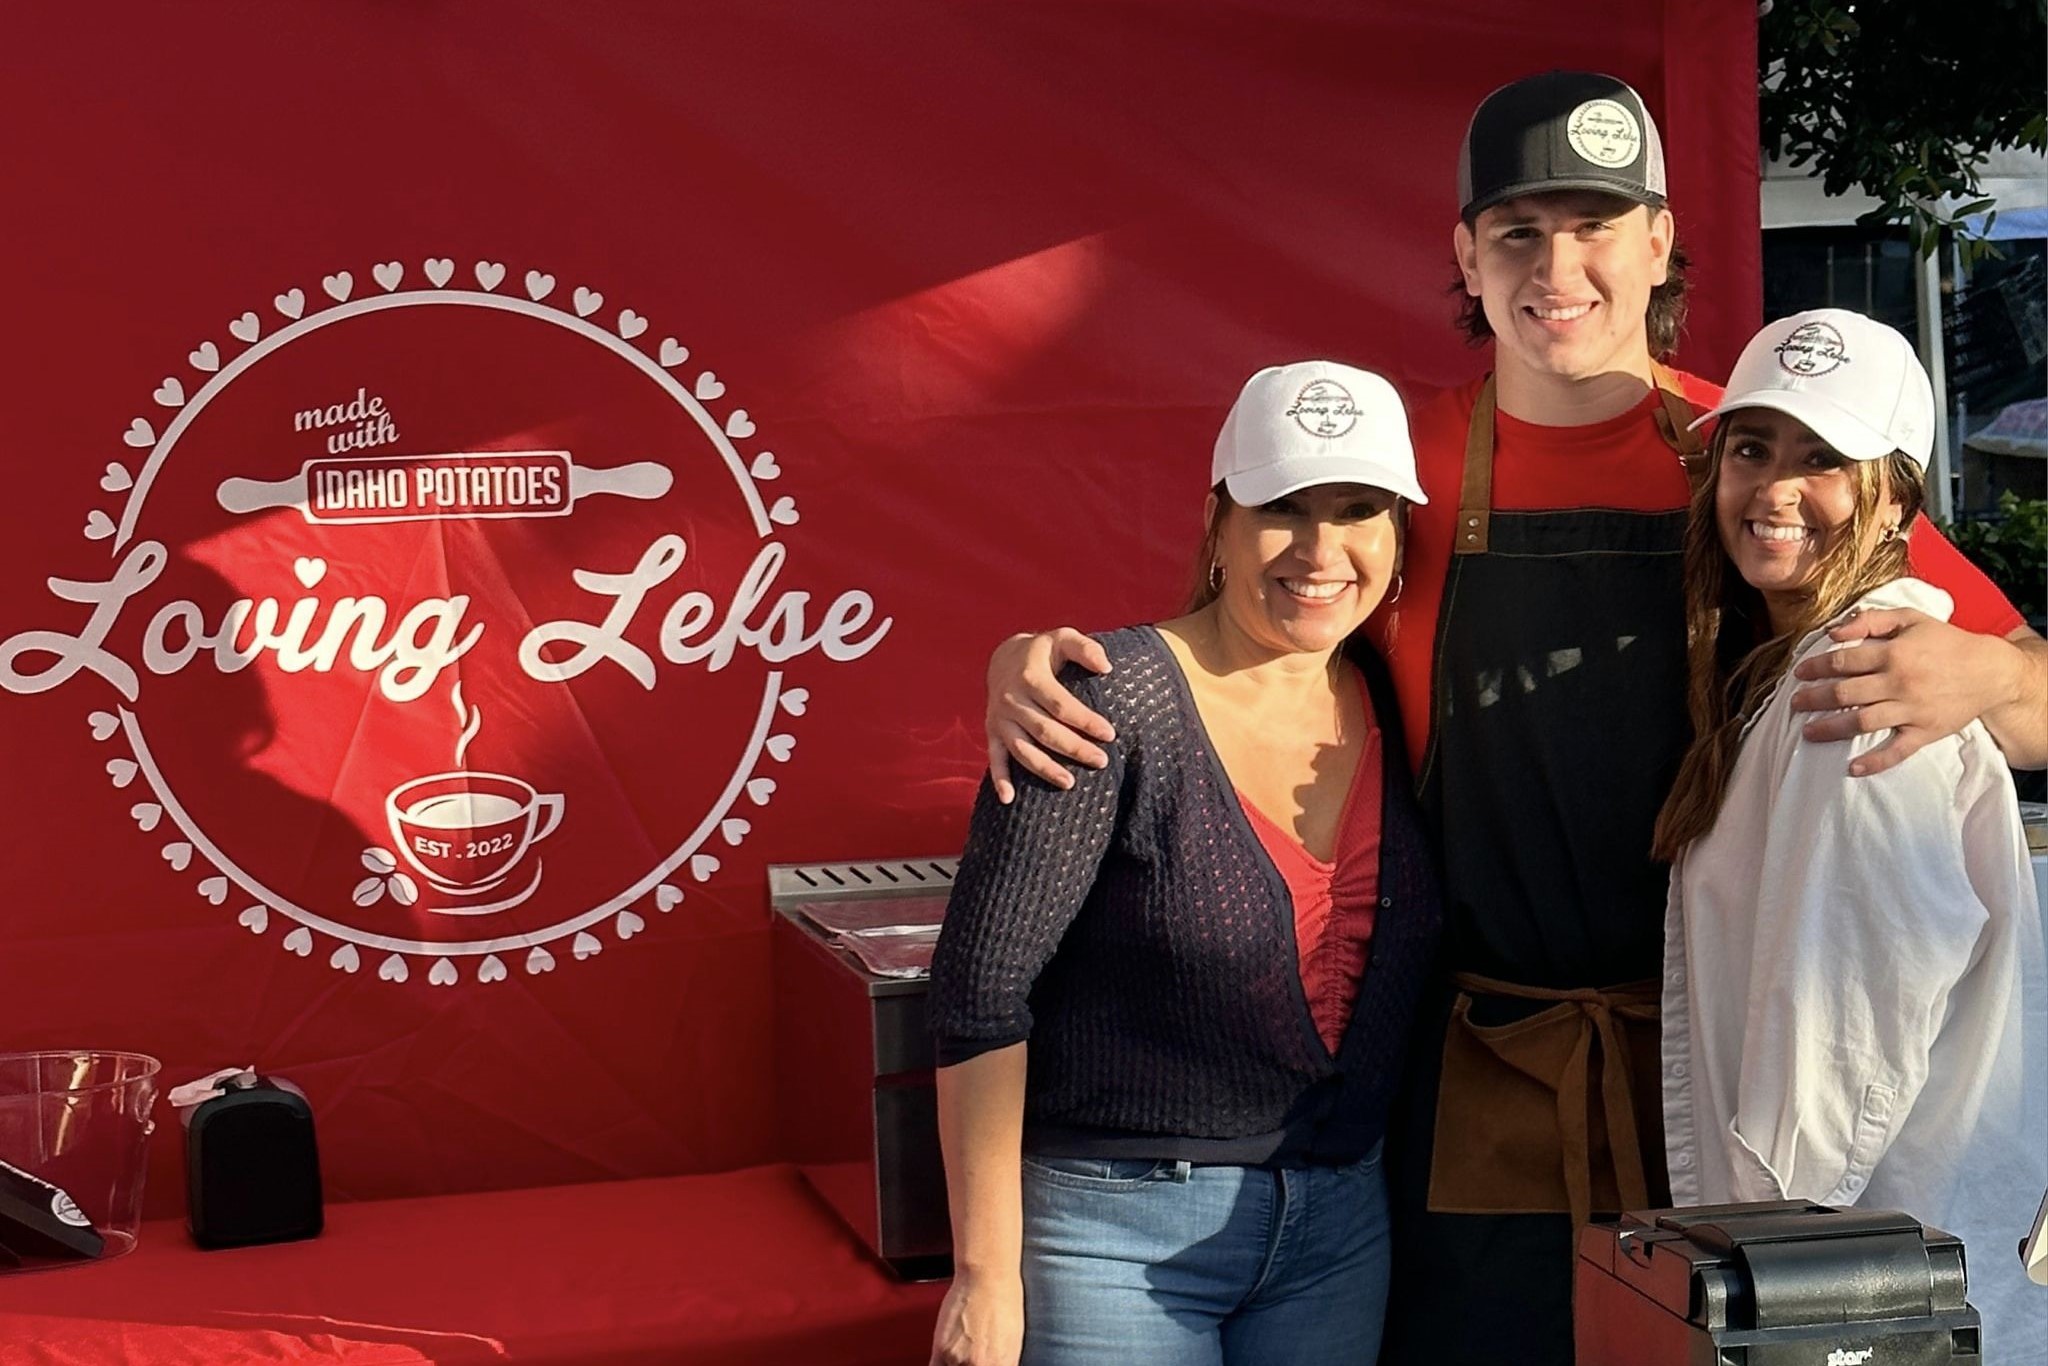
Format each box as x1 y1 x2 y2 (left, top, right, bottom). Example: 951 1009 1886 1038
974 71 2045 1362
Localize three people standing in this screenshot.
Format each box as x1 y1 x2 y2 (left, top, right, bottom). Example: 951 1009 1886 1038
941 69 2047 1366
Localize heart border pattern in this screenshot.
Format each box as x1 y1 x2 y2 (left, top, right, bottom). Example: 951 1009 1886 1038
74 256 824 985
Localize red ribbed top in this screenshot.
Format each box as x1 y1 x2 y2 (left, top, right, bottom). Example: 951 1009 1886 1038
1237 692 1384 1056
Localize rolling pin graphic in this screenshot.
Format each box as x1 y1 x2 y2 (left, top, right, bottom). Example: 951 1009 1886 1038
216 451 674 524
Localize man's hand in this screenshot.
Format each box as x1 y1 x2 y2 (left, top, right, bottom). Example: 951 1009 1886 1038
1790 609 2047 775
984 628 1115 803
928 1268 1025 1366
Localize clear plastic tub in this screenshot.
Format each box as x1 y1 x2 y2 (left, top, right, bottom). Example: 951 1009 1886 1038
0 1051 160 1266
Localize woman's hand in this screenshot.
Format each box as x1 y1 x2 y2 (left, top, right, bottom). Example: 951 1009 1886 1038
928 1268 1026 1366
985 628 1116 802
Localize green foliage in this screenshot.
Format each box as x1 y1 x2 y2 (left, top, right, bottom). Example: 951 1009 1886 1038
1761 0 2048 263
1945 492 2048 622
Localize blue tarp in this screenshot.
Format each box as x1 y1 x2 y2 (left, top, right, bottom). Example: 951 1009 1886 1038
1964 205 2048 240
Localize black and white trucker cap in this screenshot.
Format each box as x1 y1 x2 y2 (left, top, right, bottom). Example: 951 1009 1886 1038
1457 71 1667 220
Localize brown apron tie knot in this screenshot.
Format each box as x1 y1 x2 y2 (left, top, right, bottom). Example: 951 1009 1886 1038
1429 972 1663 1233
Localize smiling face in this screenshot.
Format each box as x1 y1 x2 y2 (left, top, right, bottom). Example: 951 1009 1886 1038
1210 482 1400 656
1454 191 1672 390
1712 408 1903 628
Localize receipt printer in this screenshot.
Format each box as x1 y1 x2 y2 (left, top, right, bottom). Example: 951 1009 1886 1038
1577 1202 1981 1365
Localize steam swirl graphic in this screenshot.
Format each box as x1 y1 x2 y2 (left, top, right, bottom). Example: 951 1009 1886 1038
452 682 482 766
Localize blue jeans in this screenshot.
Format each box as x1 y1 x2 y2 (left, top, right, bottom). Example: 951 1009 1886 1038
1018 1144 1391 1365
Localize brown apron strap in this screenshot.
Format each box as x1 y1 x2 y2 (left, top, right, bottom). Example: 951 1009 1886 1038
1448 971 1659 1232
1453 376 1498 556
1649 361 1706 465
1456 367 1704 559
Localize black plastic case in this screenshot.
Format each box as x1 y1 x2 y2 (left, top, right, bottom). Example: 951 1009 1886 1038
183 1076 323 1250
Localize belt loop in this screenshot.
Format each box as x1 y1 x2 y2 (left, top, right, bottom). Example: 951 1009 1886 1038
1166 1159 1193 1184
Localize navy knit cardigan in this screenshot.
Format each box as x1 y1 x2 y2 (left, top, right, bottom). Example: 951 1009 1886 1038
929 625 1443 1166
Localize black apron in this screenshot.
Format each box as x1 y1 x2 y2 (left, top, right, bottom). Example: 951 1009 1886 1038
1378 374 1700 1366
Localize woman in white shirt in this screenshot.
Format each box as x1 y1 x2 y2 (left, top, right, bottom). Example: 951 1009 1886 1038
1652 308 2045 1358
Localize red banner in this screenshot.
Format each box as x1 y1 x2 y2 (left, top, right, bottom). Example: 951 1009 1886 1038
0 1 1758 1213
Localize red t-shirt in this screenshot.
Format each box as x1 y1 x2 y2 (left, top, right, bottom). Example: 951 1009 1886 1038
1236 672 1384 1055
1367 374 2026 772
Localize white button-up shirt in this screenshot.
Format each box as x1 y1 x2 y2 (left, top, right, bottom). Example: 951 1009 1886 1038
1662 577 2047 1359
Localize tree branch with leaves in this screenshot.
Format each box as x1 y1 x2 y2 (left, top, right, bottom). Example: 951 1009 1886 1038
1761 0 2048 259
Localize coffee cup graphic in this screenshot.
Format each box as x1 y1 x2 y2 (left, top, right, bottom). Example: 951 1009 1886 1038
385 770 564 896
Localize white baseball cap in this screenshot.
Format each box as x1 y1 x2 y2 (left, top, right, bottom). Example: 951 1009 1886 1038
1212 361 1427 507
1690 309 1935 467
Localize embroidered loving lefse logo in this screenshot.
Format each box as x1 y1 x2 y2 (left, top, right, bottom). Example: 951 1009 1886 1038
1774 321 1851 377
1565 99 1643 169
1285 379 1363 438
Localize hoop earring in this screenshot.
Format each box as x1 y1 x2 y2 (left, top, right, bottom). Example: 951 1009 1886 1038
1386 573 1404 605
1208 561 1224 593
1880 523 1900 543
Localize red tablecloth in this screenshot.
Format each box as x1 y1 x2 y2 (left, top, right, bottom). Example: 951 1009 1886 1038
0 1166 944 1365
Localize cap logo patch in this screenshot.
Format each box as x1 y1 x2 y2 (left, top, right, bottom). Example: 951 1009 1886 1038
1774 321 1850 377
1286 379 1361 437
1565 99 1642 169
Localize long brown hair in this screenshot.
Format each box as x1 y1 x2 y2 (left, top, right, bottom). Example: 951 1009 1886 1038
1650 430 1924 859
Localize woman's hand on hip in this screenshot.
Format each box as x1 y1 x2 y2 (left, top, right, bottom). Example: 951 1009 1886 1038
929 1268 1026 1366
985 628 1115 802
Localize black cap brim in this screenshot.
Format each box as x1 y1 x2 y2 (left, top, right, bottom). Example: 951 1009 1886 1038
1463 176 1666 221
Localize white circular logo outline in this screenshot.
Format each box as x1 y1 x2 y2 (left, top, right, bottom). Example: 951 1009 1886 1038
85 262 806 981
51 1190 91 1228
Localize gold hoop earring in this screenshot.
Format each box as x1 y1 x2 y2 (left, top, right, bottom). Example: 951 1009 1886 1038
1880 523 1900 543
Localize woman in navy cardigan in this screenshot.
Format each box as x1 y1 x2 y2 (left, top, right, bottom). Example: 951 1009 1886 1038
928 361 1443 1366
